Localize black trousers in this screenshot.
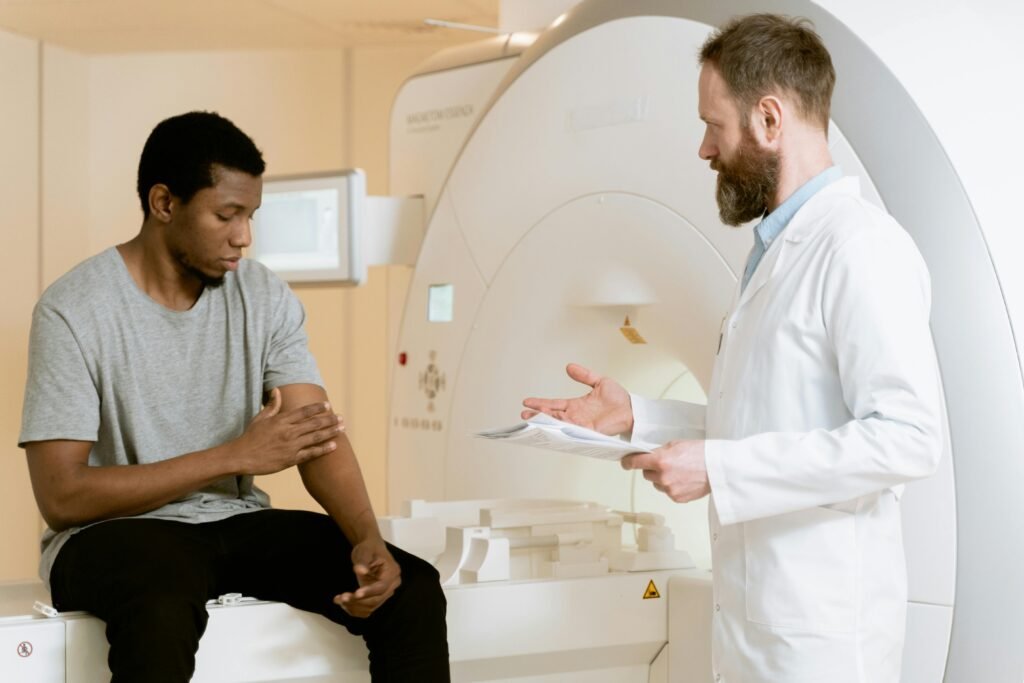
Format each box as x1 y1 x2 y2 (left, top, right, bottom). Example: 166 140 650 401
49 509 450 683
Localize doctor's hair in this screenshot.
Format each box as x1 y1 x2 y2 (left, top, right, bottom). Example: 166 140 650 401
699 13 835 131
136 111 266 217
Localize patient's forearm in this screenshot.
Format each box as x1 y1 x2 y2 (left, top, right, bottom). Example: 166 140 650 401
300 435 381 545
27 441 244 531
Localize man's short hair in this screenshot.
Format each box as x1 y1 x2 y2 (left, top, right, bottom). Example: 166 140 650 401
699 14 835 131
136 111 266 216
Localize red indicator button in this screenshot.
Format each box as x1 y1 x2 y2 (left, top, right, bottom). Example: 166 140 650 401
398 352 408 366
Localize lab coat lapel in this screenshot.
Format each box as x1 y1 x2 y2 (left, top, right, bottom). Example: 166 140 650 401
731 176 859 313
734 235 790 312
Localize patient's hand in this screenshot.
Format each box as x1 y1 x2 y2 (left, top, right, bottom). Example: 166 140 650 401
335 539 401 618
522 363 633 436
232 388 343 475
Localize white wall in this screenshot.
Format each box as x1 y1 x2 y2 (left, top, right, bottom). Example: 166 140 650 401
41 44 91 289
0 28 42 581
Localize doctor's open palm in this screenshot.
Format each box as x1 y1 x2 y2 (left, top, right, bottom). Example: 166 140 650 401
522 363 633 436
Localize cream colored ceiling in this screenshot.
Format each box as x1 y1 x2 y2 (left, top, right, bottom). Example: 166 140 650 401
0 0 499 53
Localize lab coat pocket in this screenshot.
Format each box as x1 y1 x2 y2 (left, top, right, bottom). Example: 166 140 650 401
744 505 857 633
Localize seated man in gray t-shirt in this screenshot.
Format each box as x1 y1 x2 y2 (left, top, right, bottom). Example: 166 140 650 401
19 111 449 682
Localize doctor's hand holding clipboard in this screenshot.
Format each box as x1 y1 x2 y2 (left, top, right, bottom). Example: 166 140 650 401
522 363 710 504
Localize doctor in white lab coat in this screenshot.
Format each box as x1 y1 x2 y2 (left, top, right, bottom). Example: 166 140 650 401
523 14 942 683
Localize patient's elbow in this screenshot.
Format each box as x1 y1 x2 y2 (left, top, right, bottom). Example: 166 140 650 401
32 481 86 532
36 497 75 532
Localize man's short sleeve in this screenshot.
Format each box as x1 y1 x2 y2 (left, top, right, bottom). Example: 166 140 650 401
263 282 323 392
19 303 100 446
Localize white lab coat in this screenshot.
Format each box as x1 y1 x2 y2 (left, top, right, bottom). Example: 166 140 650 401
631 177 943 683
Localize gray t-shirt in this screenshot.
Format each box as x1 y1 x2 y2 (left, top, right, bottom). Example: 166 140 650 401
19 248 322 585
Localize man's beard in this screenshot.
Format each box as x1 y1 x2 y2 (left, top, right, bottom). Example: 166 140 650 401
713 133 780 227
174 250 226 289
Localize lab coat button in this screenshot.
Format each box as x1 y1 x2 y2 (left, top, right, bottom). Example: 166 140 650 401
716 675 722 682
715 603 720 612
713 533 718 542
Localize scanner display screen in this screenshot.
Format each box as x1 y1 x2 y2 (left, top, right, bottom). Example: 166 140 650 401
428 284 454 322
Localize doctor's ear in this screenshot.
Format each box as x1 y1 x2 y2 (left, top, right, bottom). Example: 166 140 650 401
147 184 175 223
753 95 784 145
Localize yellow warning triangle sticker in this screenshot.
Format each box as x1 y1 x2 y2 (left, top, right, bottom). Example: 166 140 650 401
643 579 661 600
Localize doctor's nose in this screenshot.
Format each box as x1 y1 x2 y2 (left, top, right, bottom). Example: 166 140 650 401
698 127 717 161
699 139 716 161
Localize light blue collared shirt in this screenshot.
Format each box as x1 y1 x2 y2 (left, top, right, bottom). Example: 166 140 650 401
740 166 842 291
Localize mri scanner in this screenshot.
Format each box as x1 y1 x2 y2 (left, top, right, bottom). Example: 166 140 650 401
3 0 1023 680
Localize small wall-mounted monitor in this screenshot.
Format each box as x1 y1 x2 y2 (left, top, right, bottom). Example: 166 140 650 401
251 169 366 285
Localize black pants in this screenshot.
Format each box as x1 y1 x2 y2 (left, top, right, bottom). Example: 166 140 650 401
49 509 450 683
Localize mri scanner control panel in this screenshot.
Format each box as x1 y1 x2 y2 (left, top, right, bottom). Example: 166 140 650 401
393 349 449 434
